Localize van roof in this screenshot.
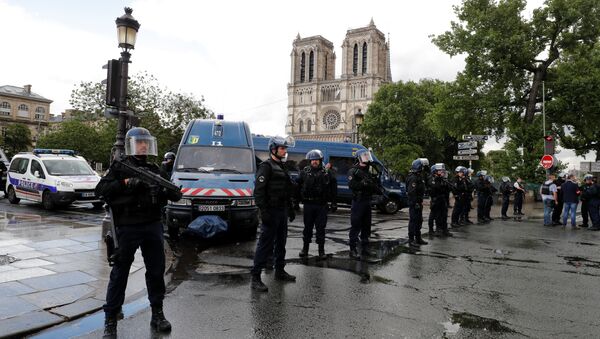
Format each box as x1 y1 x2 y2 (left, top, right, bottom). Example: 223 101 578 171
183 120 252 147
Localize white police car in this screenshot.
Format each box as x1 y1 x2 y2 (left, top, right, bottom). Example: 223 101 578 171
5 149 103 210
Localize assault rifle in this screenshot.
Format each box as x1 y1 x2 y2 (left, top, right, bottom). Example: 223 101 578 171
104 207 119 266
112 158 183 203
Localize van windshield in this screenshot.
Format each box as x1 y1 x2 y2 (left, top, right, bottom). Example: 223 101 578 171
175 146 255 174
42 159 95 176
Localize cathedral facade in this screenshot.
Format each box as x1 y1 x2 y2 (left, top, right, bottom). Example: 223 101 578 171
286 20 391 142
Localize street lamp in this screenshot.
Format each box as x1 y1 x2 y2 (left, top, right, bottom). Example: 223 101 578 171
354 108 364 144
112 7 140 161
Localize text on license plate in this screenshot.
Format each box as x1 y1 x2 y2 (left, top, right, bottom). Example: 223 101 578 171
81 192 95 197
198 205 226 212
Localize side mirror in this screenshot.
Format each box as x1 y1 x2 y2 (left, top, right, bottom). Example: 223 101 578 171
34 170 40 178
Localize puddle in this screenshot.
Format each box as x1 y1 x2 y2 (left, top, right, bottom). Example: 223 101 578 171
0 254 18 265
450 312 515 333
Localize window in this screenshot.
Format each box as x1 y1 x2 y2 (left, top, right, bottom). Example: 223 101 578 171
298 120 304 133
307 120 312 132
174 146 255 174
283 152 307 172
30 160 45 179
352 44 358 76
300 52 306 83
42 159 95 176
17 104 29 118
324 54 328 79
362 42 368 74
323 110 341 130
330 156 355 178
0 126 7 137
309 51 314 82
0 102 10 116
9 158 30 174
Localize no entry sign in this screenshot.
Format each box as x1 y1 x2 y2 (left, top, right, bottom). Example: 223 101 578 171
541 155 554 169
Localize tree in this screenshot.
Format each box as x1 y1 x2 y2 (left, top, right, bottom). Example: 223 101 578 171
3 124 32 156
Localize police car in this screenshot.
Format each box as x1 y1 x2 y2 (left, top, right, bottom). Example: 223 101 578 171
5 149 103 210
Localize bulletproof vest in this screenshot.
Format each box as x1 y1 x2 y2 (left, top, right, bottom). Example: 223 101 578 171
406 172 425 199
301 166 330 202
429 176 449 198
349 165 377 198
541 182 551 195
263 159 293 207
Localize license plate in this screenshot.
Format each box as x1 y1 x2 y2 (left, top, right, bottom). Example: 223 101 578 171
81 192 95 198
198 205 225 212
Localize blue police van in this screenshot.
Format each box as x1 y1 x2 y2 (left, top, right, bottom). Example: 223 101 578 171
165 118 259 237
252 136 407 214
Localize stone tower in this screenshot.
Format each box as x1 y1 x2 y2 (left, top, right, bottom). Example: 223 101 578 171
287 19 391 141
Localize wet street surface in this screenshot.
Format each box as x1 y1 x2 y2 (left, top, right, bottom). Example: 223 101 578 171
41 201 600 339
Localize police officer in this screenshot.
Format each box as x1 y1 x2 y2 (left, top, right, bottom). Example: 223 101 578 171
451 166 469 227
551 172 566 225
297 150 337 259
406 158 429 247
461 168 475 224
500 176 513 220
428 163 453 237
483 175 497 221
513 177 526 216
582 174 600 231
475 170 491 223
161 152 175 178
251 136 297 292
348 149 379 258
96 127 182 338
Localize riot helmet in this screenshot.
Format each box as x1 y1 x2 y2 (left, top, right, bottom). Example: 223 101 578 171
164 152 176 161
476 170 487 177
485 175 495 183
430 163 446 175
501 176 510 183
305 149 324 161
355 149 374 164
268 135 295 162
584 174 593 181
125 127 157 157
410 158 429 172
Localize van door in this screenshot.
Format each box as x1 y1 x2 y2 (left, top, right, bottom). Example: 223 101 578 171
28 159 45 202
8 158 30 200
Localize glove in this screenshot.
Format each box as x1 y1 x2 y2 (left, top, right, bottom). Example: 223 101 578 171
329 202 338 213
288 210 296 222
126 177 144 189
260 210 271 224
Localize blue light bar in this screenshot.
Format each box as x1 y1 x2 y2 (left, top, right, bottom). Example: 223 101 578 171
33 149 76 156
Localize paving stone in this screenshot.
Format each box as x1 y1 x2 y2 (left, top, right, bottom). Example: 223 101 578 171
1 244 36 254
39 247 73 255
0 296 38 320
0 310 63 338
19 271 96 291
21 284 95 309
49 297 104 319
0 267 55 284
81 241 101 250
70 234 102 243
28 239 81 250
0 265 18 273
0 239 29 247
10 250 50 260
62 244 97 253
10 258 54 269
0 281 36 297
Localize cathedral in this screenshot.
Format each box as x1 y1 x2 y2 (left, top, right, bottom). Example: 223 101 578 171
286 19 392 142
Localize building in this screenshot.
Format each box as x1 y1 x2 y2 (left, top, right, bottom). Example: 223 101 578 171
286 19 392 142
0 84 52 145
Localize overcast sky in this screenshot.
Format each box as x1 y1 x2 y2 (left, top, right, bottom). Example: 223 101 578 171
1 0 592 169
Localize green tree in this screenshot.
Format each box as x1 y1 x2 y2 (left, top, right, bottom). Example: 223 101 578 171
4 124 32 156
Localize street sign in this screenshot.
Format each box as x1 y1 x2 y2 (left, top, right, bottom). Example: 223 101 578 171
580 162 591 172
540 155 554 169
458 141 477 149
453 155 479 161
457 149 478 155
462 134 488 141
592 161 600 172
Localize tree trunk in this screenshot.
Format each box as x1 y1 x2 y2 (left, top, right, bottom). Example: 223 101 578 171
524 69 545 124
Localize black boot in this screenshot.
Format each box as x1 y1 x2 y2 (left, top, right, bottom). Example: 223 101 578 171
299 242 309 257
150 306 172 332
408 238 420 247
275 269 296 282
318 243 326 259
103 315 117 339
251 274 268 292
416 237 428 245
349 246 359 259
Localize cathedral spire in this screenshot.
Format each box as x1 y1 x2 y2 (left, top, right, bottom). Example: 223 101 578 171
369 17 375 27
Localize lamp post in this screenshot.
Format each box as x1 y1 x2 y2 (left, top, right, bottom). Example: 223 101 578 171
112 7 140 161
354 108 364 144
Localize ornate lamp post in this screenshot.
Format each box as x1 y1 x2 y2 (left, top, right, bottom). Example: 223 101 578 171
113 7 140 160
354 108 365 144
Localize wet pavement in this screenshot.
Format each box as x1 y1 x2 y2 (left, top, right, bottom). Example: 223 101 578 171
34 198 600 338
0 199 158 338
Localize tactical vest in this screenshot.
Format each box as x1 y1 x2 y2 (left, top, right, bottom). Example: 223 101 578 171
301 166 330 202
540 182 551 195
263 159 293 207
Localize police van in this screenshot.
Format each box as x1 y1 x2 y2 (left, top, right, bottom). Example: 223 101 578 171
5 149 103 210
165 117 259 237
252 136 407 214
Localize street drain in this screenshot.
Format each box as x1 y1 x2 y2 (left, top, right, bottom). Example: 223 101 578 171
0 254 18 265
450 312 515 333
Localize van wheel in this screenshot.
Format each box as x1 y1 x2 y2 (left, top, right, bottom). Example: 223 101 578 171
379 199 399 214
42 190 55 210
7 186 20 204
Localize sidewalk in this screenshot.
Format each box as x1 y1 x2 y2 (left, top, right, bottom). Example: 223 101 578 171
0 210 174 338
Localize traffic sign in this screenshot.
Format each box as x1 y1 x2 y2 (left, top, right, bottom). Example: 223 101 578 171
462 134 488 141
592 161 600 172
458 141 477 149
453 155 479 161
457 149 477 155
540 155 554 169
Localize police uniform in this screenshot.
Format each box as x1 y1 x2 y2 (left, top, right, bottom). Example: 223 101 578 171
551 176 565 225
428 174 451 235
251 157 296 288
500 179 513 219
451 175 470 226
406 171 427 244
297 164 337 257
582 180 600 230
476 177 491 222
462 175 475 224
348 164 378 256
513 181 525 215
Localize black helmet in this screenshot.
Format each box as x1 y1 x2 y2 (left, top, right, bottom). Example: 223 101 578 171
164 152 175 161
306 149 324 161
268 136 295 162
125 127 157 156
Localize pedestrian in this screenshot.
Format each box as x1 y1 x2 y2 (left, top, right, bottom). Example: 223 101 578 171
581 174 600 231
551 173 566 225
406 158 430 247
513 177 526 216
561 174 579 229
500 176 513 220
475 170 491 223
428 163 453 237
161 152 175 178
251 136 297 292
540 173 558 226
96 127 183 338
347 149 379 258
297 149 337 259
451 166 469 227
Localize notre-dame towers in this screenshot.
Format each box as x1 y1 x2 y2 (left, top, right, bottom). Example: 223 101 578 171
287 19 391 141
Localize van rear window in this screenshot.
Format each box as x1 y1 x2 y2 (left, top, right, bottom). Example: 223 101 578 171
176 146 254 174
330 156 354 176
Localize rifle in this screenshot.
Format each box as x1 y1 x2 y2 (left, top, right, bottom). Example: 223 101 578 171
104 206 119 266
112 158 183 203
